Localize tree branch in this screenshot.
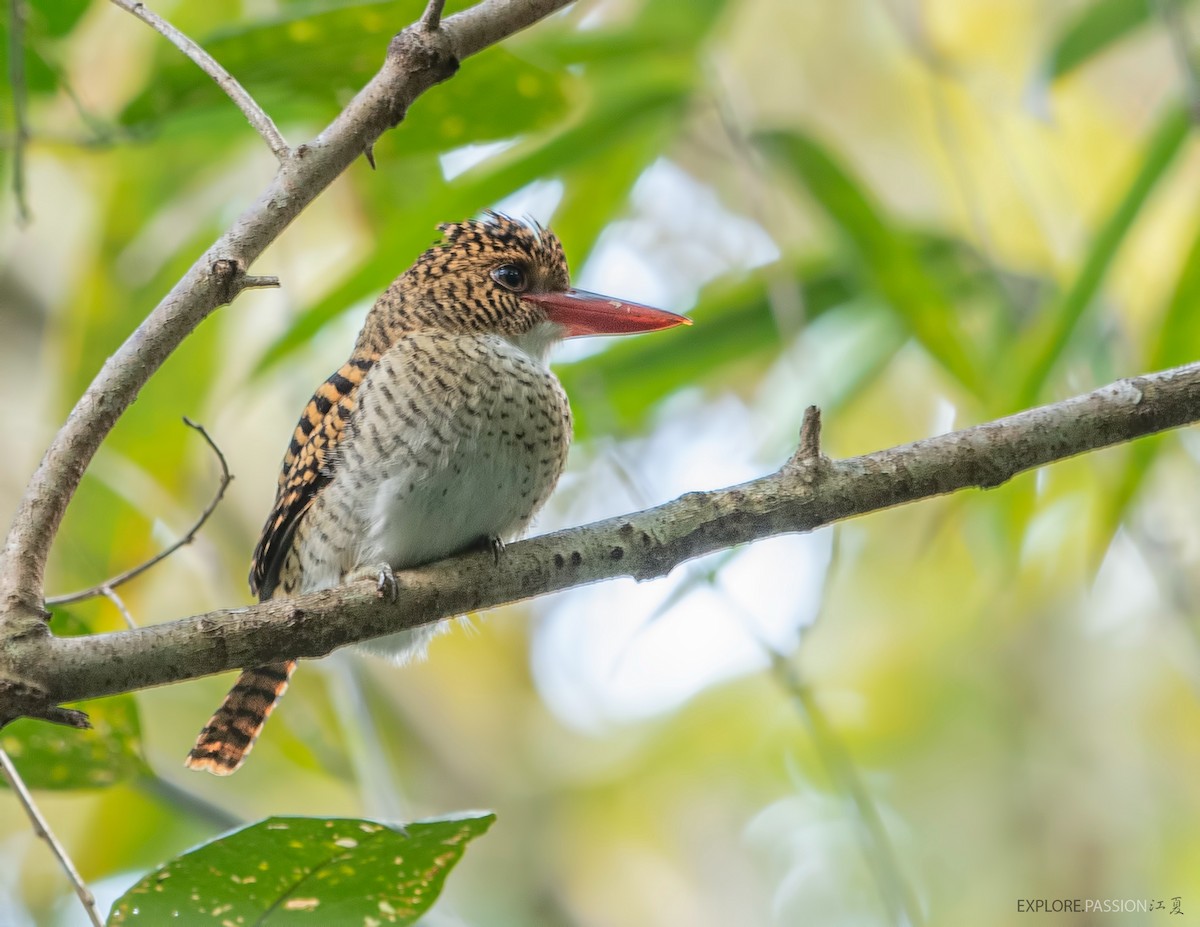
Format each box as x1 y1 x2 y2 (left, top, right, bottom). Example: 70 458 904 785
422 0 448 32
108 0 290 159
0 749 103 926
3 361 1198 721
0 0 575 632
46 418 232 607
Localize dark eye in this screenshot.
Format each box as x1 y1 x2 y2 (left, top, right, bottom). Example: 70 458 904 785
491 263 528 292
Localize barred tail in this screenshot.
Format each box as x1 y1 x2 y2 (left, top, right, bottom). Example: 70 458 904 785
184 660 297 776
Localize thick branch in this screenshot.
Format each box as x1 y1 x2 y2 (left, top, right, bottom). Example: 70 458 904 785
0 0 574 628
4 361 1198 717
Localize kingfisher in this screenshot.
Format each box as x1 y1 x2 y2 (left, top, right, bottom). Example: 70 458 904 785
185 213 689 775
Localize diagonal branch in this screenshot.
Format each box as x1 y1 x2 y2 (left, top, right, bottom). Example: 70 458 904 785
2 360 1198 721
0 0 576 632
0 749 103 926
108 0 290 159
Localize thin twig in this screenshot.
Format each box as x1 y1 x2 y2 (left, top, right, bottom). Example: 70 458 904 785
674 530 921 926
47 418 232 607
136 772 245 830
0 749 103 927
769 652 925 927
107 0 290 159
100 586 137 629
796 405 823 462
7 0 31 222
421 0 447 31
779 528 923 927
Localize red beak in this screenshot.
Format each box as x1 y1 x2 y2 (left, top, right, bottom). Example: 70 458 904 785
523 289 691 338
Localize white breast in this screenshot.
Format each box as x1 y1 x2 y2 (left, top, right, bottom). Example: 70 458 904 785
324 330 570 661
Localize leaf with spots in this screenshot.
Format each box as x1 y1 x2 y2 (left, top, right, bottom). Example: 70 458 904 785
107 813 496 925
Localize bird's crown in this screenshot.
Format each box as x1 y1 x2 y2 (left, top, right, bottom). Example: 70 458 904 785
361 212 570 347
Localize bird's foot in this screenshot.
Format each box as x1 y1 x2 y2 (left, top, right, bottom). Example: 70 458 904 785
489 536 505 566
349 562 398 603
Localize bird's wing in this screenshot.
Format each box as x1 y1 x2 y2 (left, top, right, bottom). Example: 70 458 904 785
249 355 376 600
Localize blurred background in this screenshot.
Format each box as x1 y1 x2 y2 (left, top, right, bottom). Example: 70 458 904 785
3 0 1200 923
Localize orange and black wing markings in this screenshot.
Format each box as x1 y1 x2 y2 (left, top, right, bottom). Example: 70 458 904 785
249 355 376 600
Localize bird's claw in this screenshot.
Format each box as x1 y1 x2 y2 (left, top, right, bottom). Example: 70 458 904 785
489 536 505 566
376 564 398 602
351 562 398 602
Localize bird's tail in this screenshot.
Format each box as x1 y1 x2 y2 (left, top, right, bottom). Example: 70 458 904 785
184 660 297 776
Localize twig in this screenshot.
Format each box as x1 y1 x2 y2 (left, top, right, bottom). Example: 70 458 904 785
209 258 280 305
781 527 924 927
136 772 245 830
0 749 103 927
422 0 447 31
769 653 925 927
796 405 823 462
7 0 30 222
100 586 137 629
675 532 920 926
46 418 233 607
784 405 826 481
107 0 290 160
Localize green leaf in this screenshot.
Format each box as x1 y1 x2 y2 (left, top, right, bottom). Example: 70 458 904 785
549 127 669 272
28 0 90 39
1089 210 1200 558
1012 103 1190 408
0 608 148 790
0 698 148 790
120 1 568 147
527 0 731 64
756 129 983 395
1147 211 1200 371
108 813 496 925
0 0 89 100
557 260 859 437
559 275 779 438
1041 0 1196 81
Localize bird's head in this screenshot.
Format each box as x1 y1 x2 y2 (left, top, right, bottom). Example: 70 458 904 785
397 213 689 357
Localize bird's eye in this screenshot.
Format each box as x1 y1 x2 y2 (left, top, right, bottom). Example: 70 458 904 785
491 264 528 292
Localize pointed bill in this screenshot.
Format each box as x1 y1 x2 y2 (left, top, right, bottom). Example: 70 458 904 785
524 289 691 338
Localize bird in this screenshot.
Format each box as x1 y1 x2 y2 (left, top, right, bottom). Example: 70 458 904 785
185 213 689 775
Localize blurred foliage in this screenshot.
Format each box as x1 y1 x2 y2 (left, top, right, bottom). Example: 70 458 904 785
3 0 1200 925
0 610 147 791
0 700 146 791
1043 0 1199 79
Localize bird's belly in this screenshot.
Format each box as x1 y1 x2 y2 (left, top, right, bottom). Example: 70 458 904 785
354 427 562 663
367 429 555 569
344 336 570 662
